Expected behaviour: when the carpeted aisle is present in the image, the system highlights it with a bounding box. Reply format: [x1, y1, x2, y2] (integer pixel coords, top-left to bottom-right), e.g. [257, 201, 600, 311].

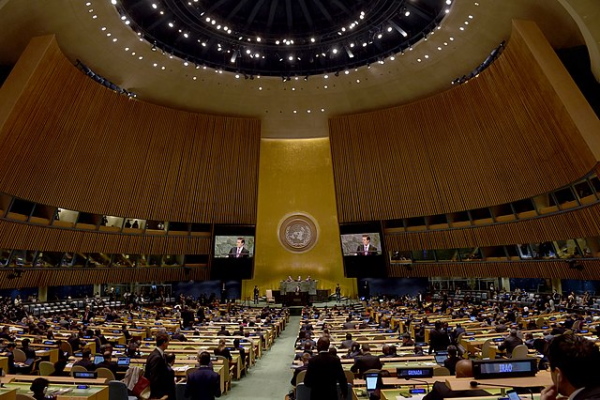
[230, 315, 300, 399]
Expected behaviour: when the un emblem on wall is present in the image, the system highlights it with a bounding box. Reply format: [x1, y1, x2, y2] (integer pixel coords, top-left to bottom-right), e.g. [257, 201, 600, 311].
[279, 214, 318, 253]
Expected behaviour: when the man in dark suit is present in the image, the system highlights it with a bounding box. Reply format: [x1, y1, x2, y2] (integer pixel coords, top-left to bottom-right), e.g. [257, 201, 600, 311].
[186, 351, 221, 400]
[428, 321, 451, 354]
[228, 238, 249, 258]
[350, 344, 382, 378]
[304, 337, 348, 400]
[81, 306, 94, 324]
[541, 334, 600, 400]
[144, 334, 171, 399]
[356, 235, 377, 256]
[497, 329, 523, 357]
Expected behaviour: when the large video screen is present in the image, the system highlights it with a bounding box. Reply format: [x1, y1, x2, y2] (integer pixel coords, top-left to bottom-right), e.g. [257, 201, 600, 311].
[340, 233, 382, 256]
[214, 236, 255, 258]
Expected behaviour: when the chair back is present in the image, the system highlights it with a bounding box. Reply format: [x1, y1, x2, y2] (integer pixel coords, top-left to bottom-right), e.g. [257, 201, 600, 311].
[295, 370, 307, 385]
[39, 360, 55, 376]
[344, 370, 354, 385]
[214, 355, 230, 388]
[108, 380, 129, 400]
[373, 335, 386, 340]
[510, 344, 529, 359]
[60, 341, 73, 355]
[12, 348, 27, 362]
[433, 366, 451, 376]
[96, 367, 116, 381]
[71, 365, 88, 375]
[481, 339, 494, 359]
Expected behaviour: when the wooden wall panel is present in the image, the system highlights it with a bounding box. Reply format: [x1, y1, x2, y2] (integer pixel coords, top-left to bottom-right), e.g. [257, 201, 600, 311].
[0, 36, 260, 224]
[329, 25, 597, 223]
[389, 260, 600, 280]
[0, 266, 209, 290]
[0, 220, 210, 254]
[384, 203, 600, 251]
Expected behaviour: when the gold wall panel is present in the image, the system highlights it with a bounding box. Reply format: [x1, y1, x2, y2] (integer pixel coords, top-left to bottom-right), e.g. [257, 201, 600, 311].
[244, 138, 356, 299]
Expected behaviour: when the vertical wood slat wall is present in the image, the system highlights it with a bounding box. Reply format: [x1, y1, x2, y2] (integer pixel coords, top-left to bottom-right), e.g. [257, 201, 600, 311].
[0, 266, 210, 290]
[0, 36, 261, 224]
[0, 220, 211, 254]
[388, 260, 600, 280]
[384, 202, 600, 251]
[329, 25, 597, 223]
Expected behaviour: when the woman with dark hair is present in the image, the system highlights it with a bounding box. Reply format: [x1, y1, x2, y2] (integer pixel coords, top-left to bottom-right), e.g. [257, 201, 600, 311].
[30, 377, 55, 400]
[214, 339, 232, 362]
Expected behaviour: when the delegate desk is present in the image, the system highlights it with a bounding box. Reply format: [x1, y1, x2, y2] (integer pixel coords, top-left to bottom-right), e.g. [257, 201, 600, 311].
[3, 382, 108, 400]
[7, 375, 109, 386]
[0, 388, 16, 400]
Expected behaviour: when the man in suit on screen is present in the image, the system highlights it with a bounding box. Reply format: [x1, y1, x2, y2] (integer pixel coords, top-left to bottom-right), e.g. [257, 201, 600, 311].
[228, 237, 249, 258]
[356, 235, 377, 256]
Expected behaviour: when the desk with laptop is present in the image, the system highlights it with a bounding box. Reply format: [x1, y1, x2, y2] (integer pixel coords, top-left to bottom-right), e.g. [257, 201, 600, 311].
[353, 358, 551, 400]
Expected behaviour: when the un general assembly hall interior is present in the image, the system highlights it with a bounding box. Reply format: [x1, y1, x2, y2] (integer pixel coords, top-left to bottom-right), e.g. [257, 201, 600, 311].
[0, 0, 599, 302]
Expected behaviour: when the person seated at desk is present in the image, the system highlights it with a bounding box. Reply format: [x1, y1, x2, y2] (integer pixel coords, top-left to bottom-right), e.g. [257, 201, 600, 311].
[443, 345, 460, 375]
[344, 343, 363, 359]
[498, 329, 523, 357]
[50, 359, 70, 376]
[412, 345, 425, 356]
[217, 325, 231, 336]
[0, 326, 15, 341]
[350, 344, 382, 378]
[20, 338, 37, 359]
[172, 327, 187, 342]
[214, 339, 232, 363]
[383, 344, 399, 358]
[30, 378, 56, 400]
[232, 338, 246, 367]
[341, 333, 357, 350]
[541, 334, 600, 400]
[96, 351, 119, 376]
[74, 349, 96, 371]
[291, 353, 311, 386]
[186, 352, 221, 400]
[400, 333, 415, 347]
[4, 342, 17, 374]
[232, 325, 244, 336]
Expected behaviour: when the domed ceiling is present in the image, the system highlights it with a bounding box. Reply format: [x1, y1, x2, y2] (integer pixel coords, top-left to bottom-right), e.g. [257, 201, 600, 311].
[117, 0, 447, 76]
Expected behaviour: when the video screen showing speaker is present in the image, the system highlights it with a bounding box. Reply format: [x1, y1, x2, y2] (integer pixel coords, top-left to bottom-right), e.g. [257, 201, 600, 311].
[211, 225, 255, 280]
[340, 223, 386, 278]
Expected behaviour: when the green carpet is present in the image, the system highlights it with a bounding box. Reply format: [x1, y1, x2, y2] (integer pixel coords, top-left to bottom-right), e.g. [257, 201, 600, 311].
[229, 316, 300, 399]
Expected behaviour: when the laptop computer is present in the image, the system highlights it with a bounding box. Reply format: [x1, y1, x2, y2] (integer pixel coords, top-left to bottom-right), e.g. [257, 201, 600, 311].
[365, 372, 379, 396]
[93, 355, 104, 365]
[434, 352, 448, 365]
[117, 357, 130, 367]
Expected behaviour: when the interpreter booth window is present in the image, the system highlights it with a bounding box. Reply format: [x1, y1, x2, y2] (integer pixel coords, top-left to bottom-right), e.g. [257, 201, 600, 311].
[86, 253, 112, 267]
[517, 244, 533, 259]
[590, 176, 600, 194]
[61, 252, 75, 267]
[31, 204, 55, 223]
[8, 198, 34, 218]
[102, 215, 124, 230]
[412, 249, 436, 262]
[163, 254, 183, 266]
[168, 221, 188, 233]
[124, 219, 145, 229]
[147, 254, 163, 266]
[36, 251, 64, 267]
[112, 253, 135, 267]
[553, 187, 576, 206]
[0, 249, 11, 266]
[574, 180, 594, 199]
[554, 239, 582, 259]
[9, 249, 36, 267]
[390, 251, 412, 262]
[128, 254, 144, 267]
[459, 247, 481, 261]
[436, 249, 459, 262]
[146, 220, 166, 231]
[505, 245, 520, 260]
[55, 208, 78, 223]
[576, 238, 593, 257]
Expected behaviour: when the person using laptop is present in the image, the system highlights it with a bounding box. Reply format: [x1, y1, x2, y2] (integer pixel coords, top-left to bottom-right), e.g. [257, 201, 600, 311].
[74, 349, 96, 371]
[443, 345, 460, 375]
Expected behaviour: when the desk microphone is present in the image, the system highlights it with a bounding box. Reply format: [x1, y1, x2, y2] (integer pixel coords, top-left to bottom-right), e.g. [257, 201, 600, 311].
[404, 377, 431, 393]
[469, 381, 520, 389]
